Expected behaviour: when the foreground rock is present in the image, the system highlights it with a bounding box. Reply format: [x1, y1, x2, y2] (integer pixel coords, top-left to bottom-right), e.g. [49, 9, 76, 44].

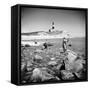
[31, 68, 60, 82]
[66, 49, 77, 63]
[61, 70, 75, 80]
[48, 61, 57, 66]
[65, 50, 84, 70]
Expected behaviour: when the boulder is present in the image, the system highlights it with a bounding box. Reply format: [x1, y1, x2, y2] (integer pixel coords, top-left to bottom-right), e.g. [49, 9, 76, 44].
[27, 61, 33, 67]
[59, 48, 63, 53]
[65, 59, 84, 73]
[34, 54, 43, 60]
[21, 62, 26, 71]
[48, 61, 57, 66]
[50, 57, 56, 60]
[71, 59, 84, 72]
[31, 68, 59, 82]
[35, 49, 43, 53]
[65, 50, 84, 72]
[61, 70, 75, 80]
[74, 71, 86, 79]
[67, 49, 77, 63]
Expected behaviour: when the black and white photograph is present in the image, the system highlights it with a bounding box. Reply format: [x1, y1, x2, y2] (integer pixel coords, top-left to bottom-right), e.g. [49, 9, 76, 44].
[0, 0, 90, 89]
[21, 6, 88, 84]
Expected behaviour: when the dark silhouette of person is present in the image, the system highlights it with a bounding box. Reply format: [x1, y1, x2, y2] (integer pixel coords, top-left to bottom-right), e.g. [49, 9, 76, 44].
[62, 37, 69, 52]
[43, 43, 48, 49]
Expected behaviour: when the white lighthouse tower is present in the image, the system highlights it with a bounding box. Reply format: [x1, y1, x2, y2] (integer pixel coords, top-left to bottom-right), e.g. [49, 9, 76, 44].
[49, 22, 55, 32]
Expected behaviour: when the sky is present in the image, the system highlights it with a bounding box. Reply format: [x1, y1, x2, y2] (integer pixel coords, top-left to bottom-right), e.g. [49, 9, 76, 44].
[21, 7, 86, 37]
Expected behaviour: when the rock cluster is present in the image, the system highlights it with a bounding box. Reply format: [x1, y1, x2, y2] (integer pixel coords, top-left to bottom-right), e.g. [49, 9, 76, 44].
[21, 46, 86, 83]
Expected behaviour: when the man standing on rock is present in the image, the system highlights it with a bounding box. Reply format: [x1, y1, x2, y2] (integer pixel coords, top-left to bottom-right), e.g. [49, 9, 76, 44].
[62, 37, 69, 52]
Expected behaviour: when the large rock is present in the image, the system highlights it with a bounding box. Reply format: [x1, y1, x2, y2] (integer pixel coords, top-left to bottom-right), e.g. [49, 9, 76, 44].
[74, 71, 86, 79]
[71, 59, 84, 72]
[34, 54, 43, 60]
[65, 61, 73, 71]
[48, 61, 57, 66]
[61, 70, 75, 80]
[67, 49, 77, 63]
[65, 50, 84, 73]
[50, 57, 56, 61]
[35, 49, 43, 53]
[31, 68, 59, 82]
[21, 62, 26, 71]
[65, 59, 84, 73]
[26, 61, 33, 71]
[56, 64, 62, 70]
[59, 48, 63, 53]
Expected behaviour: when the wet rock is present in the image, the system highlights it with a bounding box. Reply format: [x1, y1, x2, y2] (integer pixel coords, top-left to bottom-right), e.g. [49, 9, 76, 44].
[72, 59, 84, 72]
[50, 57, 56, 60]
[56, 64, 62, 70]
[27, 66, 33, 72]
[22, 80, 27, 84]
[27, 61, 33, 66]
[74, 70, 86, 79]
[31, 68, 51, 82]
[48, 61, 57, 66]
[67, 49, 77, 63]
[31, 68, 59, 82]
[34, 54, 43, 60]
[25, 44, 30, 47]
[65, 62, 73, 71]
[59, 48, 63, 53]
[65, 50, 84, 73]
[61, 70, 75, 80]
[65, 58, 84, 73]
[35, 49, 43, 53]
[21, 62, 26, 71]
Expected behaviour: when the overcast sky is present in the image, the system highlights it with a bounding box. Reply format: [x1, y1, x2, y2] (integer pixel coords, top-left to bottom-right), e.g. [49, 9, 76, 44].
[21, 7, 86, 37]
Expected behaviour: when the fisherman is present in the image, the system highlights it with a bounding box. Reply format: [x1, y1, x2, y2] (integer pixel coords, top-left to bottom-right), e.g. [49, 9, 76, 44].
[62, 37, 69, 52]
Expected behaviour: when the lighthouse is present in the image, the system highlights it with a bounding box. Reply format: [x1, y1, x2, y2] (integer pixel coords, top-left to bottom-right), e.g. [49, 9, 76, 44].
[52, 22, 55, 30]
[49, 22, 55, 32]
